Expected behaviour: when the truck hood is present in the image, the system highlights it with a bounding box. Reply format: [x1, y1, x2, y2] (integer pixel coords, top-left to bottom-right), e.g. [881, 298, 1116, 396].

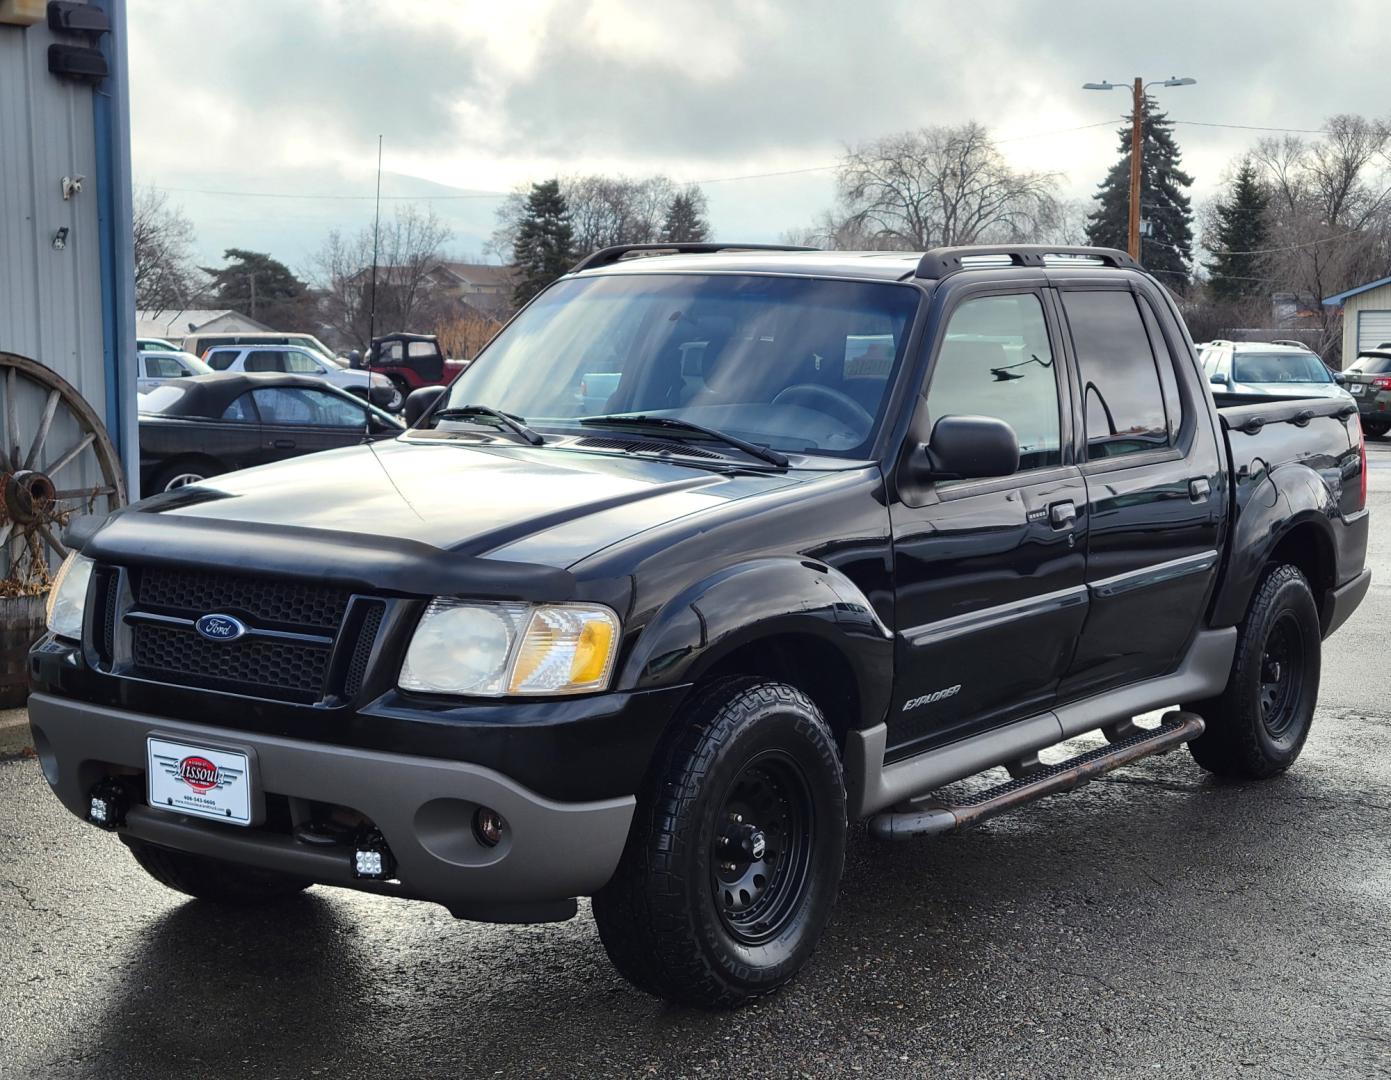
[124, 435, 808, 565]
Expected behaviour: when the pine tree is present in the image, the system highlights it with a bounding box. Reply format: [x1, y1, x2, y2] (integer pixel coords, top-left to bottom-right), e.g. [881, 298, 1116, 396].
[200, 248, 309, 328]
[1204, 158, 1270, 302]
[1085, 94, 1195, 287]
[512, 179, 575, 306]
[660, 187, 710, 243]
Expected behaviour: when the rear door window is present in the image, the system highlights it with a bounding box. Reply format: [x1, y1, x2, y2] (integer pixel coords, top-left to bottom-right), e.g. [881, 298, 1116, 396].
[253, 387, 365, 427]
[1061, 290, 1170, 459]
[245, 350, 287, 373]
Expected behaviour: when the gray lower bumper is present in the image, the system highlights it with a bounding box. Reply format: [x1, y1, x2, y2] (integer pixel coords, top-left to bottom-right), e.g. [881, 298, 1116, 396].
[27, 692, 635, 921]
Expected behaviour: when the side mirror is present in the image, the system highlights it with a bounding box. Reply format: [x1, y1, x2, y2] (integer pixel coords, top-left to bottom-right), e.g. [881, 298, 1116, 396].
[1209, 371, 1228, 384]
[404, 385, 445, 426]
[924, 415, 1019, 481]
[1333, 371, 1346, 385]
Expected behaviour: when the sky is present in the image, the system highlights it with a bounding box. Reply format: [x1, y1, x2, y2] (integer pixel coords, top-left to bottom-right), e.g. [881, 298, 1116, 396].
[127, 0, 1390, 276]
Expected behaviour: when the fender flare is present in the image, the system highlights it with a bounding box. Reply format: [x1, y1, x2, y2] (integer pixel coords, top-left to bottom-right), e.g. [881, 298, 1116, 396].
[616, 556, 894, 730]
[1210, 461, 1339, 629]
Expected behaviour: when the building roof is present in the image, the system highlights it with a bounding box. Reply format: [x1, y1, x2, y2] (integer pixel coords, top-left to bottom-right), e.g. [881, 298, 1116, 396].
[1322, 275, 1391, 307]
[433, 262, 516, 288]
[136, 309, 272, 337]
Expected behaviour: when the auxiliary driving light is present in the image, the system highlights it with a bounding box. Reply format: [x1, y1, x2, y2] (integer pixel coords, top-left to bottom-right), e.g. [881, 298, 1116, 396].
[87, 779, 128, 830]
[473, 807, 505, 847]
[352, 828, 396, 880]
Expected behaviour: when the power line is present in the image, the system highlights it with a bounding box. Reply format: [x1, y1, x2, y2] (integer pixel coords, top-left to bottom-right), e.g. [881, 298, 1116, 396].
[1173, 120, 1327, 135]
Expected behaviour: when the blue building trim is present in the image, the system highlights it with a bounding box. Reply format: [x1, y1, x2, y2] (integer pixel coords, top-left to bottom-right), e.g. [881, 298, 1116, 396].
[91, 0, 139, 496]
[1322, 274, 1391, 308]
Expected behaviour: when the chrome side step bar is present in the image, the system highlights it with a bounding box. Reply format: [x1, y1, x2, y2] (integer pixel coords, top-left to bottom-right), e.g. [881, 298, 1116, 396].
[867, 711, 1204, 840]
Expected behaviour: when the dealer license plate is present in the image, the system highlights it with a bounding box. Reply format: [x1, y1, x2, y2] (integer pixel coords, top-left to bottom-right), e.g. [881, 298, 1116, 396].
[147, 737, 252, 825]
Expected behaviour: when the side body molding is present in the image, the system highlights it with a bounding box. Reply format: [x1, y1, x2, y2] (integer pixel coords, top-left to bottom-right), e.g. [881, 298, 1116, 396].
[617, 557, 894, 731]
[845, 627, 1236, 819]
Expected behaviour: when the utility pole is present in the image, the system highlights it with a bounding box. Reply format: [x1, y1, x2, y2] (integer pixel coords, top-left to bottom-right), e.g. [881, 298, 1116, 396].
[1128, 77, 1143, 261]
[1082, 75, 1196, 264]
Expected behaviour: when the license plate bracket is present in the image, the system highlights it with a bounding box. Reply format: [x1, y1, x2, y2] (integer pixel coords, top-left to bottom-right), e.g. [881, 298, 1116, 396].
[146, 736, 260, 826]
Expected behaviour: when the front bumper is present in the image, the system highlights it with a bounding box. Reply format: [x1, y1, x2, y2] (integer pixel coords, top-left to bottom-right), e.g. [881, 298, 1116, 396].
[28, 691, 635, 922]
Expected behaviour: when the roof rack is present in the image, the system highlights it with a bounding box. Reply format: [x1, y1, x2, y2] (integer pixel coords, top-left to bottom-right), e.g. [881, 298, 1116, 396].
[914, 245, 1139, 280]
[1270, 339, 1312, 349]
[570, 242, 818, 274]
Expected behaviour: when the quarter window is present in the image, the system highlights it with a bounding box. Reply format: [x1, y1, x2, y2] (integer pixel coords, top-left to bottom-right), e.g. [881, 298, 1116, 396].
[1061, 291, 1169, 459]
[927, 293, 1062, 471]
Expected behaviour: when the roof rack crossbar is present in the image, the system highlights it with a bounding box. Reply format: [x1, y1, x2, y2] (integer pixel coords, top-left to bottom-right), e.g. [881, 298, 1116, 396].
[914, 245, 1139, 280]
[570, 242, 818, 274]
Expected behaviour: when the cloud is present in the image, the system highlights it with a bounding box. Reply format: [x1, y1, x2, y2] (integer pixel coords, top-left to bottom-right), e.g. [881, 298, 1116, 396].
[128, 0, 1391, 265]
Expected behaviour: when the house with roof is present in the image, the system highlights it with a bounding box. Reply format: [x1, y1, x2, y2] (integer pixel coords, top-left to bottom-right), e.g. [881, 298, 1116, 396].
[1322, 275, 1391, 362]
[135, 308, 271, 345]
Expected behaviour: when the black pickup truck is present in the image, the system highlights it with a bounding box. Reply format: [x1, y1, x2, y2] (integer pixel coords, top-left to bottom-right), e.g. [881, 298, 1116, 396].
[29, 244, 1369, 1008]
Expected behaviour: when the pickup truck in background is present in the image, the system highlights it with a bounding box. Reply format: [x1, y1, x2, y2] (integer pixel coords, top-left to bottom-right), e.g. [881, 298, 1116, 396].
[30, 244, 1369, 1009]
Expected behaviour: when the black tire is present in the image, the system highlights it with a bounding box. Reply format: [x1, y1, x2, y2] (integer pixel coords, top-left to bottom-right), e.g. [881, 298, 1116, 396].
[1363, 418, 1390, 439]
[1186, 564, 1321, 779]
[592, 678, 846, 1008]
[125, 839, 311, 906]
[151, 458, 223, 493]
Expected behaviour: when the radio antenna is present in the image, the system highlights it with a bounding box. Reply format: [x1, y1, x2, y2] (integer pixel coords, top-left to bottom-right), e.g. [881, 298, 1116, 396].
[365, 134, 383, 440]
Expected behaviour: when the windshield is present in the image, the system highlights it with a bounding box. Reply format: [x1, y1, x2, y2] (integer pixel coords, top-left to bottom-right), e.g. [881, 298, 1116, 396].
[1349, 353, 1391, 374]
[440, 274, 920, 458]
[1232, 351, 1333, 384]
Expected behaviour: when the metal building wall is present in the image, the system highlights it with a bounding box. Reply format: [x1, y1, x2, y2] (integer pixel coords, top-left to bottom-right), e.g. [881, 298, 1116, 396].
[0, 0, 136, 493]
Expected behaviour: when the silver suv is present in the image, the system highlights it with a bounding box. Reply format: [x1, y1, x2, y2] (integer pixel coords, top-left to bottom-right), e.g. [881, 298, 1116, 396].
[204, 345, 401, 411]
[1197, 340, 1351, 403]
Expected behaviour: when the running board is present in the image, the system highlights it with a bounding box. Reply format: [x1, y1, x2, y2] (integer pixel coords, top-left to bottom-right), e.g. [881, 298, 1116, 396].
[866, 711, 1204, 840]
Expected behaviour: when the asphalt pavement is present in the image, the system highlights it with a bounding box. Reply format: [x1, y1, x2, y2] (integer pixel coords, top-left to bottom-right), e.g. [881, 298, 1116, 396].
[3, 449, 1391, 1079]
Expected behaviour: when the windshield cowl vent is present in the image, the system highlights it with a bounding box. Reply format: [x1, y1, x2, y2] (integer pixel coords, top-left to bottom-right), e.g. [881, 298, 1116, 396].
[576, 436, 721, 460]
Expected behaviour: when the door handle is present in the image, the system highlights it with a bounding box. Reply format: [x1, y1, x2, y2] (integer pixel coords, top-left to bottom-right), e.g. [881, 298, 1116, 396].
[1189, 477, 1211, 501]
[271, 439, 295, 449]
[1049, 500, 1077, 529]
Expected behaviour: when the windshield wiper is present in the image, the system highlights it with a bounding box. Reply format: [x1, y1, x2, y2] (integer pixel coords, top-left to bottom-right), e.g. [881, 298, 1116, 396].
[579, 414, 789, 468]
[431, 405, 544, 446]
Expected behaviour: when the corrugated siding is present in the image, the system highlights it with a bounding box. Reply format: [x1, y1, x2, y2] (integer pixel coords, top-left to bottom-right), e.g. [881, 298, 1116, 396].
[1, 15, 115, 572]
[0, 20, 107, 415]
[1344, 283, 1391, 360]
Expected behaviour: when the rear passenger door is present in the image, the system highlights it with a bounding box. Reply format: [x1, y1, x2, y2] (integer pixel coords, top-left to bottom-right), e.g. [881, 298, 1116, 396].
[888, 287, 1089, 759]
[1055, 285, 1223, 700]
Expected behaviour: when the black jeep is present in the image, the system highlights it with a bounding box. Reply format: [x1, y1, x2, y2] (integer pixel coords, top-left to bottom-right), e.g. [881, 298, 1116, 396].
[30, 243, 1369, 1007]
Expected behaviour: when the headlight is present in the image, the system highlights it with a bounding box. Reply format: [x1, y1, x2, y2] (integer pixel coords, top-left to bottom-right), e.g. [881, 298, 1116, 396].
[45, 552, 94, 641]
[399, 600, 620, 697]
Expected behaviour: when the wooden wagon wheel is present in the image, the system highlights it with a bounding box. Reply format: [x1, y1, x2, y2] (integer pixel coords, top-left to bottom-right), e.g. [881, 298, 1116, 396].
[0, 352, 126, 595]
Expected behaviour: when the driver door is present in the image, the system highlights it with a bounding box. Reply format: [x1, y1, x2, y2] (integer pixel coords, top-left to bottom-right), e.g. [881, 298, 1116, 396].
[887, 288, 1088, 761]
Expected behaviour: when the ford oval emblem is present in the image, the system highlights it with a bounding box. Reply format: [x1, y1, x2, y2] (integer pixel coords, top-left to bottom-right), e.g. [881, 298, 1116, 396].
[195, 613, 247, 642]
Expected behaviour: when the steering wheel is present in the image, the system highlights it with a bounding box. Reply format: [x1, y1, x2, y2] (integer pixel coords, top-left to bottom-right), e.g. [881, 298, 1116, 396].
[771, 384, 875, 431]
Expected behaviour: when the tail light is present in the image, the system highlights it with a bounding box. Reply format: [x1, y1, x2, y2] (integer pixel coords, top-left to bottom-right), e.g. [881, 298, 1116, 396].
[1371, 376, 1391, 390]
[1359, 418, 1368, 510]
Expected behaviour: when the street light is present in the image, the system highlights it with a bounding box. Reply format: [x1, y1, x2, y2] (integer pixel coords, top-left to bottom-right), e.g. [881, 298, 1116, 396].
[1083, 75, 1197, 260]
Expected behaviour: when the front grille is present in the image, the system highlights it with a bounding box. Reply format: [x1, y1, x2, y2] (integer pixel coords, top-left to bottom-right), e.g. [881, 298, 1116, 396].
[342, 602, 385, 699]
[124, 566, 354, 702]
[132, 624, 330, 703]
[136, 567, 350, 632]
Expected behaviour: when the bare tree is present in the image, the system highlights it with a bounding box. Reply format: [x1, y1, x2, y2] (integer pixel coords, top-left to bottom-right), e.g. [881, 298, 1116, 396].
[132, 185, 201, 310]
[822, 123, 1059, 250]
[1250, 115, 1391, 360]
[312, 204, 453, 349]
[492, 174, 694, 262]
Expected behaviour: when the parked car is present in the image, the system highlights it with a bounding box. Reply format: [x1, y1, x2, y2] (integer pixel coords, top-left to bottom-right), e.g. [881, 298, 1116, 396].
[355, 331, 468, 400]
[136, 336, 180, 352]
[31, 243, 1369, 1009]
[1198, 340, 1352, 403]
[1339, 349, 1391, 437]
[183, 331, 339, 364]
[204, 344, 401, 411]
[136, 349, 213, 393]
[136, 371, 403, 492]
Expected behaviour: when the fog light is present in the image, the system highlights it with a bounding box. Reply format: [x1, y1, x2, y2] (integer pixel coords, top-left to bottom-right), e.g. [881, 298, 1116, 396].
[474, 807, 505, 847]
[352, 828, 395, 880]
[87, 779, 127, 831]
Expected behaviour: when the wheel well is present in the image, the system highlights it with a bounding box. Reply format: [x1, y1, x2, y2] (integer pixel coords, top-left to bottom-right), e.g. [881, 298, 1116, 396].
[1268, 523, 1335, 629]
[149, 454, 222, 488]
[700, 634, 860, 748]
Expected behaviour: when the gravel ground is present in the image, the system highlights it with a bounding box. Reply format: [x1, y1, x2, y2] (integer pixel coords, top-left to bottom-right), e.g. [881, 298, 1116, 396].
[3, 447, 1391, 1079]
